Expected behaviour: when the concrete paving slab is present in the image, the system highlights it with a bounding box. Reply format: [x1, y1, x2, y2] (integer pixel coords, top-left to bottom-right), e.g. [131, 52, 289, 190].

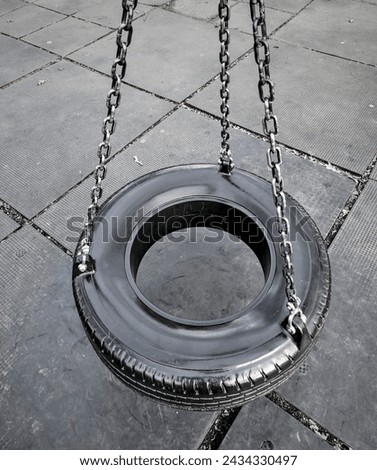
[277, 180, 377, 449]
[34, 107, 355, 252]
[0, 211, 19, 241]
[189, 40, 377, 175]
[0, 0, 26, 17]
[213, 3, 293, 35]
[0, 225, 216, 449]
[34, 0, 103, 15]
[0, 4, 64, 38]
[275, 0, 377, 66]
[70, 8, 251, 102]
[74, 1, 152, 28]
[24, 16, 110, 56]
[0, 60, 173, 218]
[220, 397, 331, 449]
[0, 225, 59, 385]
[164, 0, 237, 21]
[0, 34, 54, 88]
[264, 0, 312, 13]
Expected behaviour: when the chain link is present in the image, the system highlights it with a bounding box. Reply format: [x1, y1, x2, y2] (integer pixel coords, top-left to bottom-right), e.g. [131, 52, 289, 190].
[218, 0, 234, 175]
[78, 0, 138, 273]
[249, 0, 306, 334]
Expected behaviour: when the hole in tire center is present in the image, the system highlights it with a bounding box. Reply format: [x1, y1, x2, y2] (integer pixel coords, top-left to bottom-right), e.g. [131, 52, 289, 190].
[130, 199, 270, 323]
[136, 227, 265, 321]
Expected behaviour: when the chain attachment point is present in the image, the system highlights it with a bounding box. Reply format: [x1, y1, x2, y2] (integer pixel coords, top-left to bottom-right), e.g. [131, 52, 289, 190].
[287, 300, 307, 335]
[79, 0, 138, 271]
[250, 0, 307, 334]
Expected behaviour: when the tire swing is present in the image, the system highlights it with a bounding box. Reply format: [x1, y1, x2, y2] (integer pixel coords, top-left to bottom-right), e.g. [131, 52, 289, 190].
[73, 0, 331, 410]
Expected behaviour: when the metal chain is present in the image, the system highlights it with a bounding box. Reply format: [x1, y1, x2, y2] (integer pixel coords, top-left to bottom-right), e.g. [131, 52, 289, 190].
[78, 0, 138, 273]
[218, 0, 234, 175]
[249, 0, 306, 334]
[76, 0, 305, 334]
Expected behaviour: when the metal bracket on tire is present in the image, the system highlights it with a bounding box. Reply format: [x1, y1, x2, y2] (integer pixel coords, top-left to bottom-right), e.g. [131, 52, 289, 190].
[73, 254, 95, 278]
[282, 316, 312, 351]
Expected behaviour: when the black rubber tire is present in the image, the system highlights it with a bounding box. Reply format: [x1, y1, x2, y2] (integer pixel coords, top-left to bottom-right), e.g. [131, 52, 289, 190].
[73, 164, 331, 410]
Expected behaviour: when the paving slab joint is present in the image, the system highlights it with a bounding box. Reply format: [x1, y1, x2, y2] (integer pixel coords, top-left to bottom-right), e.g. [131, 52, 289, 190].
[325, 153, 377, 247]
[266, 0, 317, 35]
[197, 387, 353, 450]
[0, 2, 26, 18]
[0, 199, 27, 227]
[198, 407, 242, 450]
[29, 104, 180, 224]
[18, 12, 70, 40]
[29, 222, 73, 257]
[182, 45, 255, 104]
[68, 14, 115, 32]
[72, 5, 155, 30]
[180, 0, 315, 118]
[0, 39, 58, 91]
[64, 56, 179, 105]
[266, 391, 352, 449]
[273, 37, 377, 69]
[269, 144, 361, 181]
[0, 198, 72, 255]
[264, 0, 315, 15]
[183, 102, 361, 183]
[0, 200, 26, 245]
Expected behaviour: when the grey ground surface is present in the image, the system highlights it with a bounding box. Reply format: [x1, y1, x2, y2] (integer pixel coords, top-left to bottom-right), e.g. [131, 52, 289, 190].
[0, 0, 376, 450]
